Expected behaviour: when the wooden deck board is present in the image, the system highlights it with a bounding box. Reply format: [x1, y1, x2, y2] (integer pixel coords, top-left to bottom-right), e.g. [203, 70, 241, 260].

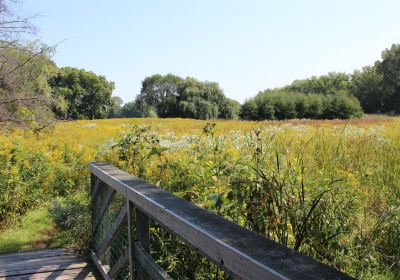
[0, 249, 103, 279]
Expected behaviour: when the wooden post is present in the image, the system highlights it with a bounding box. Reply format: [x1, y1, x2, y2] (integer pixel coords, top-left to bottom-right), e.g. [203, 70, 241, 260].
[136, 208, 150, 279]
[90, 174, 96, 251]
[127, 200, 135, 280]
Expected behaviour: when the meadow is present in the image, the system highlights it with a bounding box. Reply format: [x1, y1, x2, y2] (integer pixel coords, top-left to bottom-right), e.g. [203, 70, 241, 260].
[0, 117, 399, 279]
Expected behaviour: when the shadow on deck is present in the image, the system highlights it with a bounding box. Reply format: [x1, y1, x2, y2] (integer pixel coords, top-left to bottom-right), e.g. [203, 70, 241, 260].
[0, 249, 102, 279]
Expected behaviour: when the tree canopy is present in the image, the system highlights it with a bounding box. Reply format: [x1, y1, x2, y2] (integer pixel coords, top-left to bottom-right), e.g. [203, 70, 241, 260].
[48, 67, 115, 119]
[374, 44, 400, 113]
[283, 44, 400, 114]
[285, 72, 351, 95]
[135, 74, 240, 119]
[241, 90, 363, 120]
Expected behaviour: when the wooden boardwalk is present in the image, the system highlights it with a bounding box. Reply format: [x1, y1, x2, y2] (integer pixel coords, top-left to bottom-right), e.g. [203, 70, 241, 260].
[0, 249, 102, 279]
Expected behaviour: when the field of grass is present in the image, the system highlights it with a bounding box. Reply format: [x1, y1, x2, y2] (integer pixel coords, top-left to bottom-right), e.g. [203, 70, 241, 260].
[0, 116, 399, 279]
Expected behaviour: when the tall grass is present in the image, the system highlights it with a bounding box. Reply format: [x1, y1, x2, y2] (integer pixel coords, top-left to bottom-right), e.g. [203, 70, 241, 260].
[0, 116, 399, 278]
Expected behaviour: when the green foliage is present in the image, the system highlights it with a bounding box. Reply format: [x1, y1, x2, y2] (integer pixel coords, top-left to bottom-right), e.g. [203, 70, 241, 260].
[1, 118, 399, 279]
[287, 43, 400, 115]
[119, 101, 141, 118]
[109, 125, 163, 176]
[118, 101, 157, 118]
[48, 67, 115, 119]
[285, 72, 351, 95]
[49, 194, 91, 252]
[99, 123, 399, 279]
[240, 90, 363, 120]
[0, 136, 88, 225]
[350, 67, 384, 113]
[375, 44, 400, 113]
[108, 96, 124, 118]
[135, 74, 240, 119]
[0, 142, 49, 224]
[0, 41, 57, 129]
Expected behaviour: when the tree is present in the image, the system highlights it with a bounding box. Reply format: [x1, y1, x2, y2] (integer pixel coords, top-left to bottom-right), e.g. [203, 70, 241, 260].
[136, 74, 183, 117]
[375, 44, 400, 113]
[120, 101, 157, 118]
[120, 101, 141, 118]
[109, 96, 123, 118]
[241, 90, 362, 120]
[350, 67, 384, 113]
[136, 74, 239, 119]
[285, 72, 351, 95]
[0, 0, 57, 130]
[49, 67, 114, 119]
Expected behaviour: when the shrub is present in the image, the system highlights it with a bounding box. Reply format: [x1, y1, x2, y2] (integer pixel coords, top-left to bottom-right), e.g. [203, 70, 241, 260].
[49, 194, 91, 252]
[240, 90, 363, 120]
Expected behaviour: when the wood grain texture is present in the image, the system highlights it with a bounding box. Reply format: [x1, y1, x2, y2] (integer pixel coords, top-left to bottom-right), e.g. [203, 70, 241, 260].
[127, 200, 135, 280]
[91, 249, 111, 280]
[90, 162, 355, 280]
[96, 203, 127, 259]
[0, 249, 102, 279]
[134, 243, 172, 280]
[136, 208, 150, 279]
[92, 185, 116, 237]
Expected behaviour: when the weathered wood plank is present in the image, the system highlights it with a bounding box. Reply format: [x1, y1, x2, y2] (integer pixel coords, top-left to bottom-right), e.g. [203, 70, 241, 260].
[0, 249, 101, 280]
[0, 262, 92, 278]
[96, 202, 127, 258]
[134, 243, 172, 280]
[0, 249, 73, 262]
[91, 249, 112, 280]
[0, 255, 89, 271]
[127, 200, 135, 279]
[5, 267, 100, 280]
[136, 208, 150, 279]
[108, 246, 129, 279]
[90, 162, 355, 280]
[92, 185, 116, 237]
[91, 174, 101, 202]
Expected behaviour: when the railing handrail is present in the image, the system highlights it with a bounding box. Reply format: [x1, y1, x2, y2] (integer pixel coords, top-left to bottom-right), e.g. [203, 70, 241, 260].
[89, 162, 354, 280]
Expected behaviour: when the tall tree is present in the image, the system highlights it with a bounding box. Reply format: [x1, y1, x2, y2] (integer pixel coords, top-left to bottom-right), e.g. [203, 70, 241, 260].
[136, 74, 240, 119]
[49, 67, 114, 119]
[375, 44, 400, 113]
[350, 67, 384, 113]
[136, 74, 183, 117]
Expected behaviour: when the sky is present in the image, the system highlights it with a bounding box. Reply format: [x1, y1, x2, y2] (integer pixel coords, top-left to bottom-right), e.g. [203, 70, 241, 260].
[18, 0, 400, 103]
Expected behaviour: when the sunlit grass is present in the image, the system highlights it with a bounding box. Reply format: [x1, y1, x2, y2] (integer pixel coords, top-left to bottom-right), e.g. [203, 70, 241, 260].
[0, 207, 70, 254]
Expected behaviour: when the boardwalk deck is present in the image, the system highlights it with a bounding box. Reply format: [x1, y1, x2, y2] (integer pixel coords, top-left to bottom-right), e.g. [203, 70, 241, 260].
[0, 249, 102, 280]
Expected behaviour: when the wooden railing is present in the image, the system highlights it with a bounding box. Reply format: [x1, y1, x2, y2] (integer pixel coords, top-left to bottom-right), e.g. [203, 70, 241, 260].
[89, 162, 354, 280]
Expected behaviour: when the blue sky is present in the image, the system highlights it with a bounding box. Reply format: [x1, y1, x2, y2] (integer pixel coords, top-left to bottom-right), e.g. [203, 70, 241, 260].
[20, 0, 400, 103]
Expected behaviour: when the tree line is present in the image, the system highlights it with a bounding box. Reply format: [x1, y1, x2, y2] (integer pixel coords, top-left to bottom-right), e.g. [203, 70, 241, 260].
[241, 44, 400, 120]
[2, 0, 400, 127]
[111, 44, 400, 121]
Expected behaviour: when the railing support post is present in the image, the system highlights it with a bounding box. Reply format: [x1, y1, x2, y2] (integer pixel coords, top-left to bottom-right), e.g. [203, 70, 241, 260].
[90, 174, 96, 249]
[127, 199, 135, 280]
[136, 208, 150, 279]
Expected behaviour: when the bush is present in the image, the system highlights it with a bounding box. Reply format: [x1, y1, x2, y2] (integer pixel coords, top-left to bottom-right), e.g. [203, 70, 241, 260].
[240, 90, 363, 120]
[49, 194, 91, 252]
[0, 134, 89, 228]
